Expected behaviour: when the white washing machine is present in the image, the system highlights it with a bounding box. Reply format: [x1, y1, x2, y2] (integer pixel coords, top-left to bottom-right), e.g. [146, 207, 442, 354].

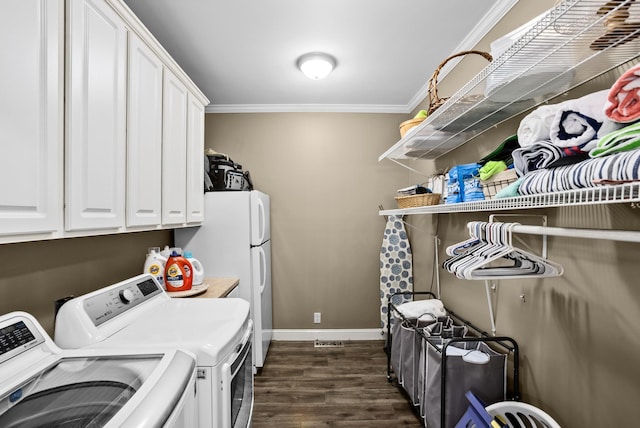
[0, 311, 197, 427]
[54, 274, 254, 428]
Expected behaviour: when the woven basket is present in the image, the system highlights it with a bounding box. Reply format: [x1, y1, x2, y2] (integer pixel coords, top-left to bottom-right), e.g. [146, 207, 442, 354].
[395, 193, 441, 209]
[427, 50, 493, 115]
[481, 169, 518, 199]
[399, 117, 426, 138]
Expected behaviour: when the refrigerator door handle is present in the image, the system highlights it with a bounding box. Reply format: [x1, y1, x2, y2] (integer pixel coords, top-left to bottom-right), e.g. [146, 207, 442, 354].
[258, 245, 266, 294]
[257, 197, 266, 244]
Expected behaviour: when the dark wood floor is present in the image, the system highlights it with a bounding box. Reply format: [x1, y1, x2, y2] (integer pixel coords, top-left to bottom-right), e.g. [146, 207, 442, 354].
[252, 340, 423, 427]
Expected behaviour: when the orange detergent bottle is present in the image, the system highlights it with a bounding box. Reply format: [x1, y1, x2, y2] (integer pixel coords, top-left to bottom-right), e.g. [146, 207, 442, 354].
[164, 250, 193, 292]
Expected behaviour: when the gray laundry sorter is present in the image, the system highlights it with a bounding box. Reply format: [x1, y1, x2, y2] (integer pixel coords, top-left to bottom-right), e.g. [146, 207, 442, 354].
[386, 291, 520, 428]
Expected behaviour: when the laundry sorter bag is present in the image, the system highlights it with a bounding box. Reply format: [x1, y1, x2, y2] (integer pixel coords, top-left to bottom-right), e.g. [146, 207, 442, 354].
[416, 318, 467, 420]
[398, 316, 438, 405]
[420, 340, 506, 428]
[390, 313, 439, 402]
[389, 299, 446, 391]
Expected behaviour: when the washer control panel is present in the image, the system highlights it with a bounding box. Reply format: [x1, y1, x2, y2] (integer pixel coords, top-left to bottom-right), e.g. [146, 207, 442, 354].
[83, 276, 162, 327]
[0, 315, 45, 365]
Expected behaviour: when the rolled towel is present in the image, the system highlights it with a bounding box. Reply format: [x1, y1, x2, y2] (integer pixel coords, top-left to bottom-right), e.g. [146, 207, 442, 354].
[512, 141, 564, 176]
[590, 121, 640, 157]
[550, 90, 608, 147]
[517, 104, 560, 147]
[605, 63, 640, 123]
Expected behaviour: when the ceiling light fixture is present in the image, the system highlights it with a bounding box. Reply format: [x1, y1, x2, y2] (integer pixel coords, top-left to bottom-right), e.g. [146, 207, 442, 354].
[297, 52, 336, 80]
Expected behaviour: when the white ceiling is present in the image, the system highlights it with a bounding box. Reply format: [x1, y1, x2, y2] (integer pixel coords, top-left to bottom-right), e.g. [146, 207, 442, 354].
[122, 0, 516, 113]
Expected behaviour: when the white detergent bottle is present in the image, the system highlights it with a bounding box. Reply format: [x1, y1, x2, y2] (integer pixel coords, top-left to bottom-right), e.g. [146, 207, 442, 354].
[144, 247, 168, 289]
[160, 245, 172, 259]
[184, 251, 205, 286]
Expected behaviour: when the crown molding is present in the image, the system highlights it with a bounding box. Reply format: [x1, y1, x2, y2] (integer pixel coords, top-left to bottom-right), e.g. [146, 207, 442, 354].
[205, 103, 409, 114]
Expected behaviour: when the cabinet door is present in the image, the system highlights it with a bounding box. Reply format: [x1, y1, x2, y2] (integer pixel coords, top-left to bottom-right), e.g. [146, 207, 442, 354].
[127, 33, 163, 227]
[66, 0, 127, 231]
[186, 93, 205, 223]
[162, 69, 188, 225]
[0, 0, 62, 236]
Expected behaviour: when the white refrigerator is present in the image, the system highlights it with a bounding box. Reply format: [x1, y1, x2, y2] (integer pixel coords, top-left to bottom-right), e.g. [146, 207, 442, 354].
[174, 190, 272, 368]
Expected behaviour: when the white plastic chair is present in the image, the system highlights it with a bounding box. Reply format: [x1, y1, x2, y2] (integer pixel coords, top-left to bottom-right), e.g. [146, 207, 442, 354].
[486, 401, 561, 428]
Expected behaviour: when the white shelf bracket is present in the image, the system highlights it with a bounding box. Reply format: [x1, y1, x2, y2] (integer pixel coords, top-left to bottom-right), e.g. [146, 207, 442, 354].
[483, 214, 548, 334]
[388, 158, 428, 176]
[484, 280, 497, 336]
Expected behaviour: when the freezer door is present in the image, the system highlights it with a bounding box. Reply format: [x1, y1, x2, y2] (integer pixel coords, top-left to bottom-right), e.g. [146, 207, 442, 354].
[250, 191, 270, 245]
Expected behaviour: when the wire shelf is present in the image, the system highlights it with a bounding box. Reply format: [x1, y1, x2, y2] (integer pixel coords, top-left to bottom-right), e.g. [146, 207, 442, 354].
[380, 0, 640, 162]
[379, 182, 640, 216]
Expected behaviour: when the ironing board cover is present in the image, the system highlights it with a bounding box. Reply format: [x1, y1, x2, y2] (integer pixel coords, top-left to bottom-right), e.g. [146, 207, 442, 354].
[380, 215, 413, 331]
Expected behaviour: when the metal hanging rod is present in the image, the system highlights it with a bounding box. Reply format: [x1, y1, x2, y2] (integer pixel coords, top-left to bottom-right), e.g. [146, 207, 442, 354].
[512, 224, 640, 243]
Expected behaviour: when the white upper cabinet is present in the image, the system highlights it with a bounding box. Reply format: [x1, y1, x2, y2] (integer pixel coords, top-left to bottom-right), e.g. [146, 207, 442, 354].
[162, 69, 189, 225]
[186, 93, 205, 223]
[0, 0, 63, 236]
[126, 33, 164, 228]
[65, 0, 127, 231]
[0, 0, 208, 243]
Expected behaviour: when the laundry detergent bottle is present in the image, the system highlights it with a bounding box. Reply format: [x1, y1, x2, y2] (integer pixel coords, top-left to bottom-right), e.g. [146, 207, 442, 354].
[164, 250, 193, 292]
[160, 245, 172, 259]
[144, 247, 167, 289]
[184, 251, 204, 286]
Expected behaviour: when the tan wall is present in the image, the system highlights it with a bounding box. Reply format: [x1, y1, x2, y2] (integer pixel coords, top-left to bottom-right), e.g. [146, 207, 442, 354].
[205, 112, 409, 329]
[0, 230, 173, 336]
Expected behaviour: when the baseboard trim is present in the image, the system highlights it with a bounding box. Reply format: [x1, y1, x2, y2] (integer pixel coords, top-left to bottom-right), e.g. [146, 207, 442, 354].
[272, 329, 385, 341]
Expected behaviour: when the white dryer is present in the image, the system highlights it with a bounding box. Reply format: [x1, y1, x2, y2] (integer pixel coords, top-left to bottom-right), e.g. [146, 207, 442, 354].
[54, 274, 254, 428]
[0, 311, 197, 427]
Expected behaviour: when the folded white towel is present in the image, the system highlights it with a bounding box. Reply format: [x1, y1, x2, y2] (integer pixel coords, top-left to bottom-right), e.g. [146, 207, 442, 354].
[395, 299, 446, 320]
[517, 104, 560, 147]
[549, 90, 608, 148]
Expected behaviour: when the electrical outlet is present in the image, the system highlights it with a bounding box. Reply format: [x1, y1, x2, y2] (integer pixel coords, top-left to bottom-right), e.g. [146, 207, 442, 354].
[313, 312, 321, 324]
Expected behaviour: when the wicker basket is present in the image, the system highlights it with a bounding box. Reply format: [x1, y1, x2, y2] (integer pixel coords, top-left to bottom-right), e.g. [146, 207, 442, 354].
[427, 50, 493, 115]
[481, 169, 518, 199]
[399, 117, 426, 138]
[395, 193, 441, 209]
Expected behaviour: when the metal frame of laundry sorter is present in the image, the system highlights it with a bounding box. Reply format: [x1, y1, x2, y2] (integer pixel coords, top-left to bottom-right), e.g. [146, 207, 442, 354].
[385, 291, 520, 428]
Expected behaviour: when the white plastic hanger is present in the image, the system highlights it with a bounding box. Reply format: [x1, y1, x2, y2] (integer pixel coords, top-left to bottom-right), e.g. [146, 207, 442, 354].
[444, 222, 497, 273]
[443, 222, 564, 280]
[445, 221, 483, 256]
[454, 222, 516, 279]
[461, 222, 564, 280]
